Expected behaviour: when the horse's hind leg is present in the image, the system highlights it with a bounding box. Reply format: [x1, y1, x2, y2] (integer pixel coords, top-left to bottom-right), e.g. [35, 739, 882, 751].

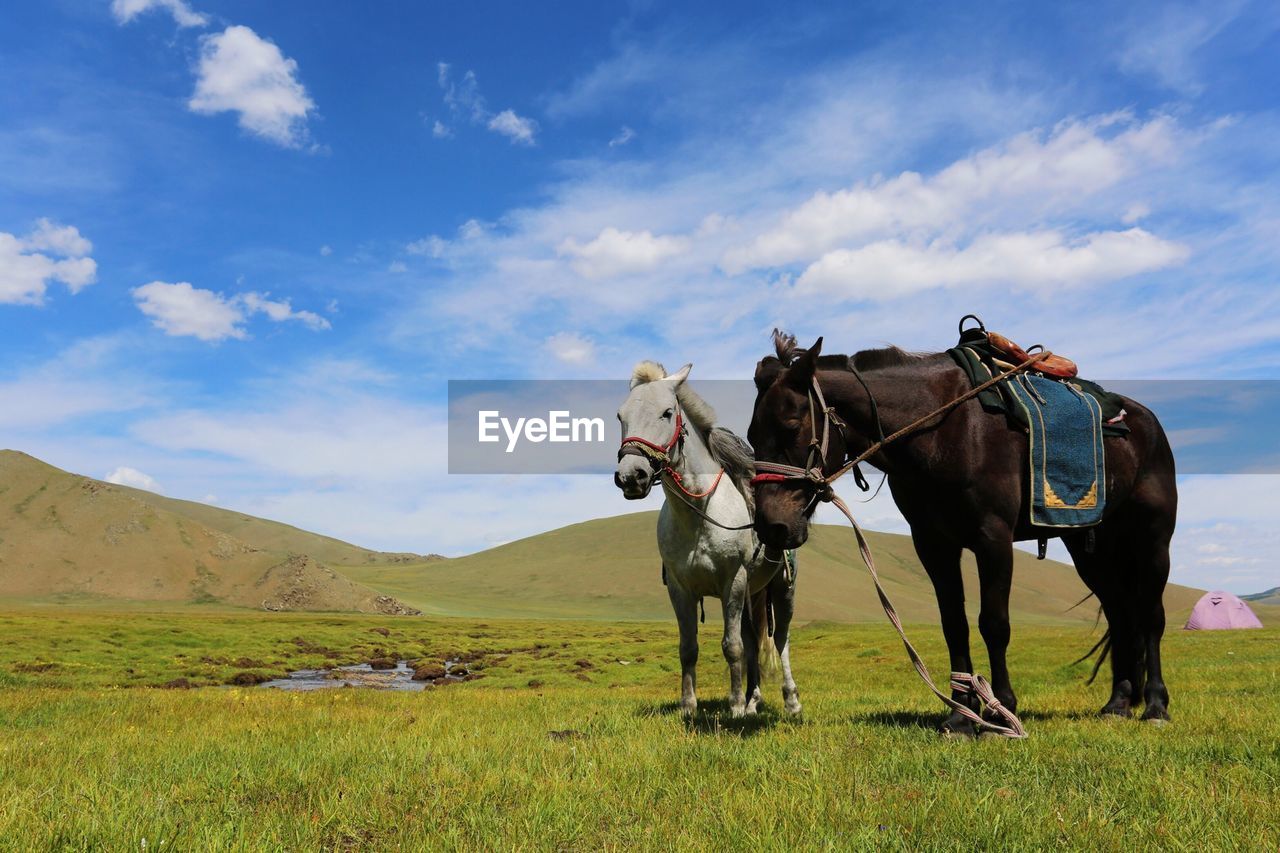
[1121, 500, 1174, 721]
[720, 566, 751, 718]
[769, 564, 802, 716]
[667, 579, 699, 718]
[741, 589, 762, 715]
[1067, 531, 1140, 718]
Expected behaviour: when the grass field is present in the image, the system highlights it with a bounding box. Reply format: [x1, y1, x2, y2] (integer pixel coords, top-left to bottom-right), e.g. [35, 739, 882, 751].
[1, 607, 1276, 849]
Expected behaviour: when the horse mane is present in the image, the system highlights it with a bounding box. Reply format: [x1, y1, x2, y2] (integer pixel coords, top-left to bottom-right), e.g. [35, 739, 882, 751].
[629, 360, 755, 514]
[771, 329, 931, 372]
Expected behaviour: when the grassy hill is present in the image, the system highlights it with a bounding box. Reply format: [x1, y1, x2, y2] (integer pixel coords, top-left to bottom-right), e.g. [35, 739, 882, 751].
[340, 510, 1207, 624]
[0, 450, 417, 614]
[1243, 586, 1280, 607]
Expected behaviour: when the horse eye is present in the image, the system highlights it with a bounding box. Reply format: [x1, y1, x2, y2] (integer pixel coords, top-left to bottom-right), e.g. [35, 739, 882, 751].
[662, 408, 674, 419]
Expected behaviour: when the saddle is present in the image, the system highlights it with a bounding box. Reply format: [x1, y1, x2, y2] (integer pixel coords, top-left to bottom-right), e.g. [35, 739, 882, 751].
[949, 314, 1129, 436]
[957, 316, 1078, 379]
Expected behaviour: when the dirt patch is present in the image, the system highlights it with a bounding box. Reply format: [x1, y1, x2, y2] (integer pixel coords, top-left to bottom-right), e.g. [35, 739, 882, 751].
[232, 657, 267, 669]
[228, 671, 270, 686]
[162, 677, 193, 689]
[574, 659, 594, 670]
[413, 663, 446, 681]
[367, 657, 397, 670]
[368, 627, 391, 637]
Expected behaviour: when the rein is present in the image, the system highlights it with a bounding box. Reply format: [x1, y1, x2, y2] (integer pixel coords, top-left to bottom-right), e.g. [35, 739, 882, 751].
[619, 407, 754, 531]
[750, 350, 1052, 738]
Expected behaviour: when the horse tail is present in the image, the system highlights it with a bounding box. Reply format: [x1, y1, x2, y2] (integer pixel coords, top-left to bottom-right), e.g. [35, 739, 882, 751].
[1068, 596, 1111, 685]
[1073, 627, 1111, 686]
[752, 589, 781, 676]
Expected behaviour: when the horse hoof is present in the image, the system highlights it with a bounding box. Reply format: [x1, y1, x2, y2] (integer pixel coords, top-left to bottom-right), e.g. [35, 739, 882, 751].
[1141, 706, 1171, 724]
[730, 705, 747, 719]
[1099, 705, 1133, 720]
[785, 700, 803, 717]
[680, 702, 697, 719]
[939, 718, 977, 739]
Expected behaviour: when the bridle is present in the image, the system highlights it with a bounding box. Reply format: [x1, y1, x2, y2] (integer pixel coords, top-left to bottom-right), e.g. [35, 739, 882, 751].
[618, 406, 725, 502]
[745, 349, 1054, 739]
[749, 374, 850, 512]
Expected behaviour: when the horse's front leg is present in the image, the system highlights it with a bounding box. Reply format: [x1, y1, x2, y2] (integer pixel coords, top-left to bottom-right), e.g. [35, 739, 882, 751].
[769, 557, 802, 716]
[666, 576, 699, 717]
[720, 566, 750, 718]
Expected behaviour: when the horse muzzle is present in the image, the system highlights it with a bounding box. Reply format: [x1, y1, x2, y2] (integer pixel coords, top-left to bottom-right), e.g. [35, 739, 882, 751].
[614, 458, 655, 500]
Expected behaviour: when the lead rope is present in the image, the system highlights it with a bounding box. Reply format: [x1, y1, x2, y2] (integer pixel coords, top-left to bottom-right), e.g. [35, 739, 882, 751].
[753, 350, 1052, 738]
[829, 493, 1026, 738]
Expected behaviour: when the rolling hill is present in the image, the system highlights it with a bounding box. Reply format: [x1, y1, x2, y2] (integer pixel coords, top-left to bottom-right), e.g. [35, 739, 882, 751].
[1243, 587, 1280, 607]
[339, 511, 1209, 624]
[0, 450, 419, 613]
[0, 449, 1241, 625]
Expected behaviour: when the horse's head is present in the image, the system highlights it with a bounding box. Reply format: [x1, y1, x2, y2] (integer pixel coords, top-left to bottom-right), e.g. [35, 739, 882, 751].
[748, 334, 846, 548]
[615, 362, 691, 500]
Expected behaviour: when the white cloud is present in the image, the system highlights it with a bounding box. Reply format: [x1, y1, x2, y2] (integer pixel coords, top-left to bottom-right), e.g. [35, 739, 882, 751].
[387, 261, 408, 274]
[0, 219, 97, 305]
[723, 114, 1180, 273]
[437, 62, 538, 146]
[133, 281, 246, 341]
[110, 0, 208, 28]
[406, 235, 448, 258]
[545, 332, 596, 366]
[188, 25, 316, 148]
[794, 228, 1189, 300]
[609, 126, 636, 147]
[105, 466, 164, 494]
[319, 244, 332, 256]
[558, 227, 692, 280]
[487, 109, 538, 146]
[132, 281, 330, 341]
[237, 291, 331, 330]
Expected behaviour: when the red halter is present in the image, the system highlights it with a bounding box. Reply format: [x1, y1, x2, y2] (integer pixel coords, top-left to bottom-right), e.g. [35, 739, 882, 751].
[619, 408, 726, 500]
[619, 408, 684, 460]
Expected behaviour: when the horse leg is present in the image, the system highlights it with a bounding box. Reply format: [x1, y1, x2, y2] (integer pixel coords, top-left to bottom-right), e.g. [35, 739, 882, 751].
[1066, 533, 1139, 718]
[973, 536, 1017, 716]
[1120, 508, 1174, 722]
[914, 533, 979, 735]
[666, 579, 699, 717]
[720, 566, 750, 718]
[741, 587, 762, 716]
[743, 589, 768, 715]
[769, 564, 802, 716]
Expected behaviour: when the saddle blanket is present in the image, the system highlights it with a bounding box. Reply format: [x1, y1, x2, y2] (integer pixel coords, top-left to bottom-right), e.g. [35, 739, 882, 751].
[1005, 373, 1106, 528]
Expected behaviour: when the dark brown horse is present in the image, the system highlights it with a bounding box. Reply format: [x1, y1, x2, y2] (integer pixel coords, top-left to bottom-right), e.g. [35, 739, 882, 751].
[748, 332, 1177, 733]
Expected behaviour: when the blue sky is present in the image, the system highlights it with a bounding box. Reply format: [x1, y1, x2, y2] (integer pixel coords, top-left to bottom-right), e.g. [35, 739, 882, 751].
[2, 0, 1278, 592]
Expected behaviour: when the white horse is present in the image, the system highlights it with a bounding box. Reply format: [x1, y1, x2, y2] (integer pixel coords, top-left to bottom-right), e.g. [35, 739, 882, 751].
[615, 361, 801, 718]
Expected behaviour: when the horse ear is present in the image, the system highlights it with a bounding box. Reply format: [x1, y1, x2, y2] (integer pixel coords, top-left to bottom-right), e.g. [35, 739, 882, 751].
[786, 342, 820, 387]
[667, 363, 692, 386]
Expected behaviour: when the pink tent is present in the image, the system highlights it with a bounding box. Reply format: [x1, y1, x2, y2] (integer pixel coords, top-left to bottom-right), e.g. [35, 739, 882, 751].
[1184, 591, 1264, 630]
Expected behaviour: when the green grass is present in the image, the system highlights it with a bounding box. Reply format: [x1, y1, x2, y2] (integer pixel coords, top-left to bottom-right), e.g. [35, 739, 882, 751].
[0, 608, 1276, 849]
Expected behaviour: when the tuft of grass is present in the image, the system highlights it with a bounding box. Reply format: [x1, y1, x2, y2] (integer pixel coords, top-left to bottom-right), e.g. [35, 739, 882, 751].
[0, 607, 1275, 849]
